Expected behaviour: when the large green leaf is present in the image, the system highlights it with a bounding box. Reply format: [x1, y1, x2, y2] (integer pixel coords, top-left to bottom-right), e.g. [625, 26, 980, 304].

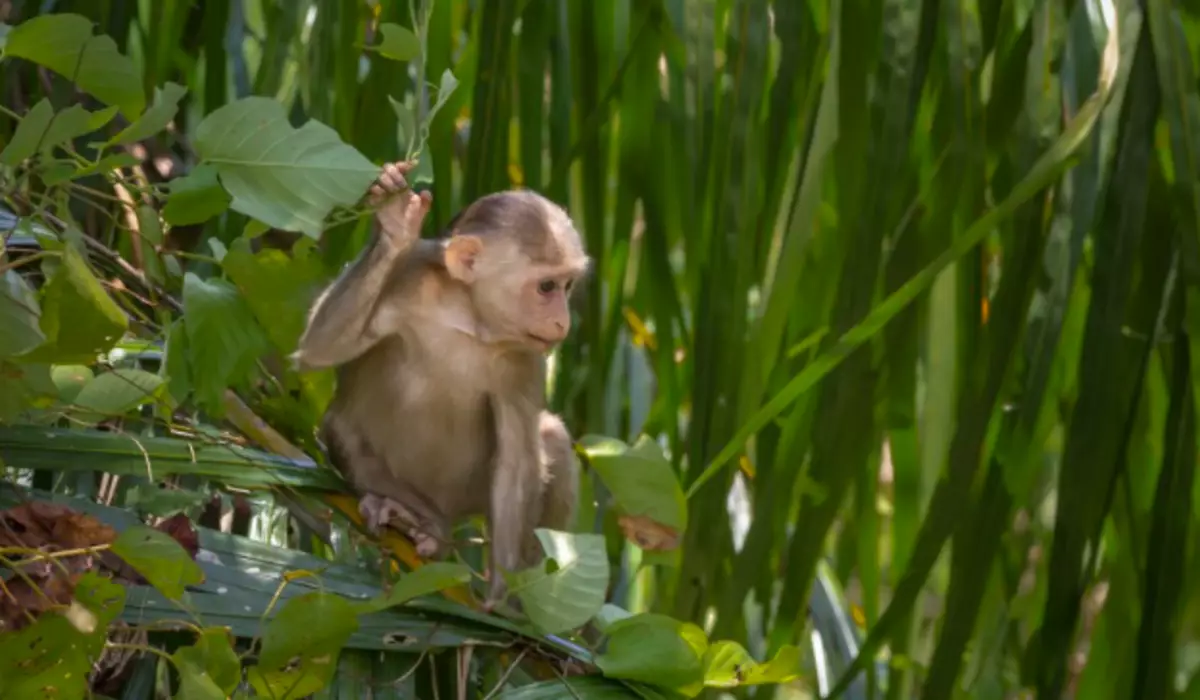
[70, 368, 163, 421]
[111, 525, 205, 600]
[193, 97, 380, 237]
[512, 530, 609, 634]
[181, 272, 270, 411]
[4, 13, 145, 117]
[580, 434, 688, 535]
[595, 613, 707, 696]
[247, 591, 360, 699]
[21, 243, 128, 364]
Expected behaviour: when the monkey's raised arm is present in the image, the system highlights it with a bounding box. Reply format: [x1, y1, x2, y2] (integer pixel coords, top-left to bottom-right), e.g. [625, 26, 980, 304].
[292, 163, 432, 371]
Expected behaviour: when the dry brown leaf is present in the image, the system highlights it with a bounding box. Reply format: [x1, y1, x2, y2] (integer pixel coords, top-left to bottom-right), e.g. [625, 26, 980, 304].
[617, 514, 681, 551]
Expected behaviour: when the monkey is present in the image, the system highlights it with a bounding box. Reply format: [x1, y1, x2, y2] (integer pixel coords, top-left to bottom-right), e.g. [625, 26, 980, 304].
[292, 161, 588, 607]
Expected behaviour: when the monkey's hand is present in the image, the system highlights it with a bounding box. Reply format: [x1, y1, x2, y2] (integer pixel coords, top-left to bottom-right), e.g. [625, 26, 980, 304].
[369, 161, 433, 252]
[358, 492, 442, 558]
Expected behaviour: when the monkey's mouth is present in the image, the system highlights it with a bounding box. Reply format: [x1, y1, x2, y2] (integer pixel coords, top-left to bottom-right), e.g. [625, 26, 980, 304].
[526, 334, 559, 351]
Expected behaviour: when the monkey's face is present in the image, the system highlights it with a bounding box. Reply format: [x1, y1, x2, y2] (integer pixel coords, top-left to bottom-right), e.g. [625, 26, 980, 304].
[473, 258, 577, 353]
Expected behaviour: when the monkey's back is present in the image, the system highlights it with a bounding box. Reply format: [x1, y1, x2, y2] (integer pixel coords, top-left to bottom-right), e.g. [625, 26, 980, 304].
[323, 325, 498, 520]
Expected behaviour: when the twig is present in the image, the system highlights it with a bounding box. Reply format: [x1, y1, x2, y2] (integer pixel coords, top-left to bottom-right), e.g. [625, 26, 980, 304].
[480, 648, 528, 700]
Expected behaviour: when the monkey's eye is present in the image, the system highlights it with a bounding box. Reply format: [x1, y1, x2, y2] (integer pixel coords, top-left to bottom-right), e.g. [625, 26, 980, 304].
[538, 279, 558, 294]
[564, 279, 574, 292]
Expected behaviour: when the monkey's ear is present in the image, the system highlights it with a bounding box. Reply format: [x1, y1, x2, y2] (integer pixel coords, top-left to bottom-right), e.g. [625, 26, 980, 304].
[444, 235, 483, 282]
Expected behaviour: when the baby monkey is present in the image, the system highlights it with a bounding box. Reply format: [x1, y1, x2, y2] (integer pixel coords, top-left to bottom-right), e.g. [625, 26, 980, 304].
[293, 162, 587, 606]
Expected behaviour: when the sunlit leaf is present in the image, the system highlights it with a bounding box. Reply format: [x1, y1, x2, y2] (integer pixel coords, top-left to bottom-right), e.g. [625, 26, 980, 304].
[581, 435, 687, 547]
[111, 525, 204, 600]
[702, 641, 803, 687]
[5, 13, 145, 116]
[247, 591, 359, 699]
[372, 23, 420, 61]
[194, 96, 380, 237]
[71, 368, 164, 421]
[512, 530, 609, 634]
[354, 562, 472, 614]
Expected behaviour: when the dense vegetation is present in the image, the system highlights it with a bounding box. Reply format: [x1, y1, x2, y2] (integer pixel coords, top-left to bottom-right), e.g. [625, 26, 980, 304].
[0, 0, 1198, 698]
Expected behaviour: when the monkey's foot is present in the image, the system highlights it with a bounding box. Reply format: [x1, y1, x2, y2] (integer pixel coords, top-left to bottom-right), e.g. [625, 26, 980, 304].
[358, 493, 441, 557]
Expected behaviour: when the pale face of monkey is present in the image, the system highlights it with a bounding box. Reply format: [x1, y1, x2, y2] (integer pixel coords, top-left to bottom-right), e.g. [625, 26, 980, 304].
[454, 236, 584, 353]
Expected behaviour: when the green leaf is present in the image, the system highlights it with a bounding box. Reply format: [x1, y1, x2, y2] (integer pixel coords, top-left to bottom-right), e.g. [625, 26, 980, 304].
[247, 591, 359, 700]
[0, 100, 114, 165]
[0, 98, 51, 165]
[163, 165, 233, 226]
[111, 525, 204, 600]
[70, 368, 164, 421]
[373, 22, 420, 61]
[581, 434, 688, 536]
[173, 628, 241, 698]
[21, 243, 128, 364]
[5, 13, 145, 117]
[194, 96, 380, 237]
[512, 530, 609, 634]
[106, 81, 188, 146]
[51, 364, 93, 403]
[221, 238, 326, 354]
[0, 362, 58, 421]
[701, 642, 803, 687]
[354, 562, 472, 614]
[162, 318, 192, 405]
[0, 269, 45, 357]
[38, 103, 118, 153]
[0, 571, 125, 698]
[182, 272, 270, 411]
[595, 613, 707, 695]
[389, 95, 416, 152]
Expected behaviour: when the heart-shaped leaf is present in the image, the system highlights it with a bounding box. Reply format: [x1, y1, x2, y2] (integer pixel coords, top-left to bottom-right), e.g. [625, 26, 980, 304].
[247, 591, 359, 699]
[580, 435, 687, 549]
[512, 530, 609, 634]
[595, 613, 707, 696]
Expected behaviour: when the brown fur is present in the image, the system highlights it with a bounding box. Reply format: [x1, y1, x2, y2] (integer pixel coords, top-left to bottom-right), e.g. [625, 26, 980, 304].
[293, 162, 588, 606]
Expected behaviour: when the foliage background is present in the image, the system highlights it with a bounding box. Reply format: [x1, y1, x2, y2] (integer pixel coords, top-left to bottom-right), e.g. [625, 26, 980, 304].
[1, 0, 1199, 698]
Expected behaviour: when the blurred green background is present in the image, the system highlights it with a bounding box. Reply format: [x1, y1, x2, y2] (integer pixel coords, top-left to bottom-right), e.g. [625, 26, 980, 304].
[2, 0, 1200, 698]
